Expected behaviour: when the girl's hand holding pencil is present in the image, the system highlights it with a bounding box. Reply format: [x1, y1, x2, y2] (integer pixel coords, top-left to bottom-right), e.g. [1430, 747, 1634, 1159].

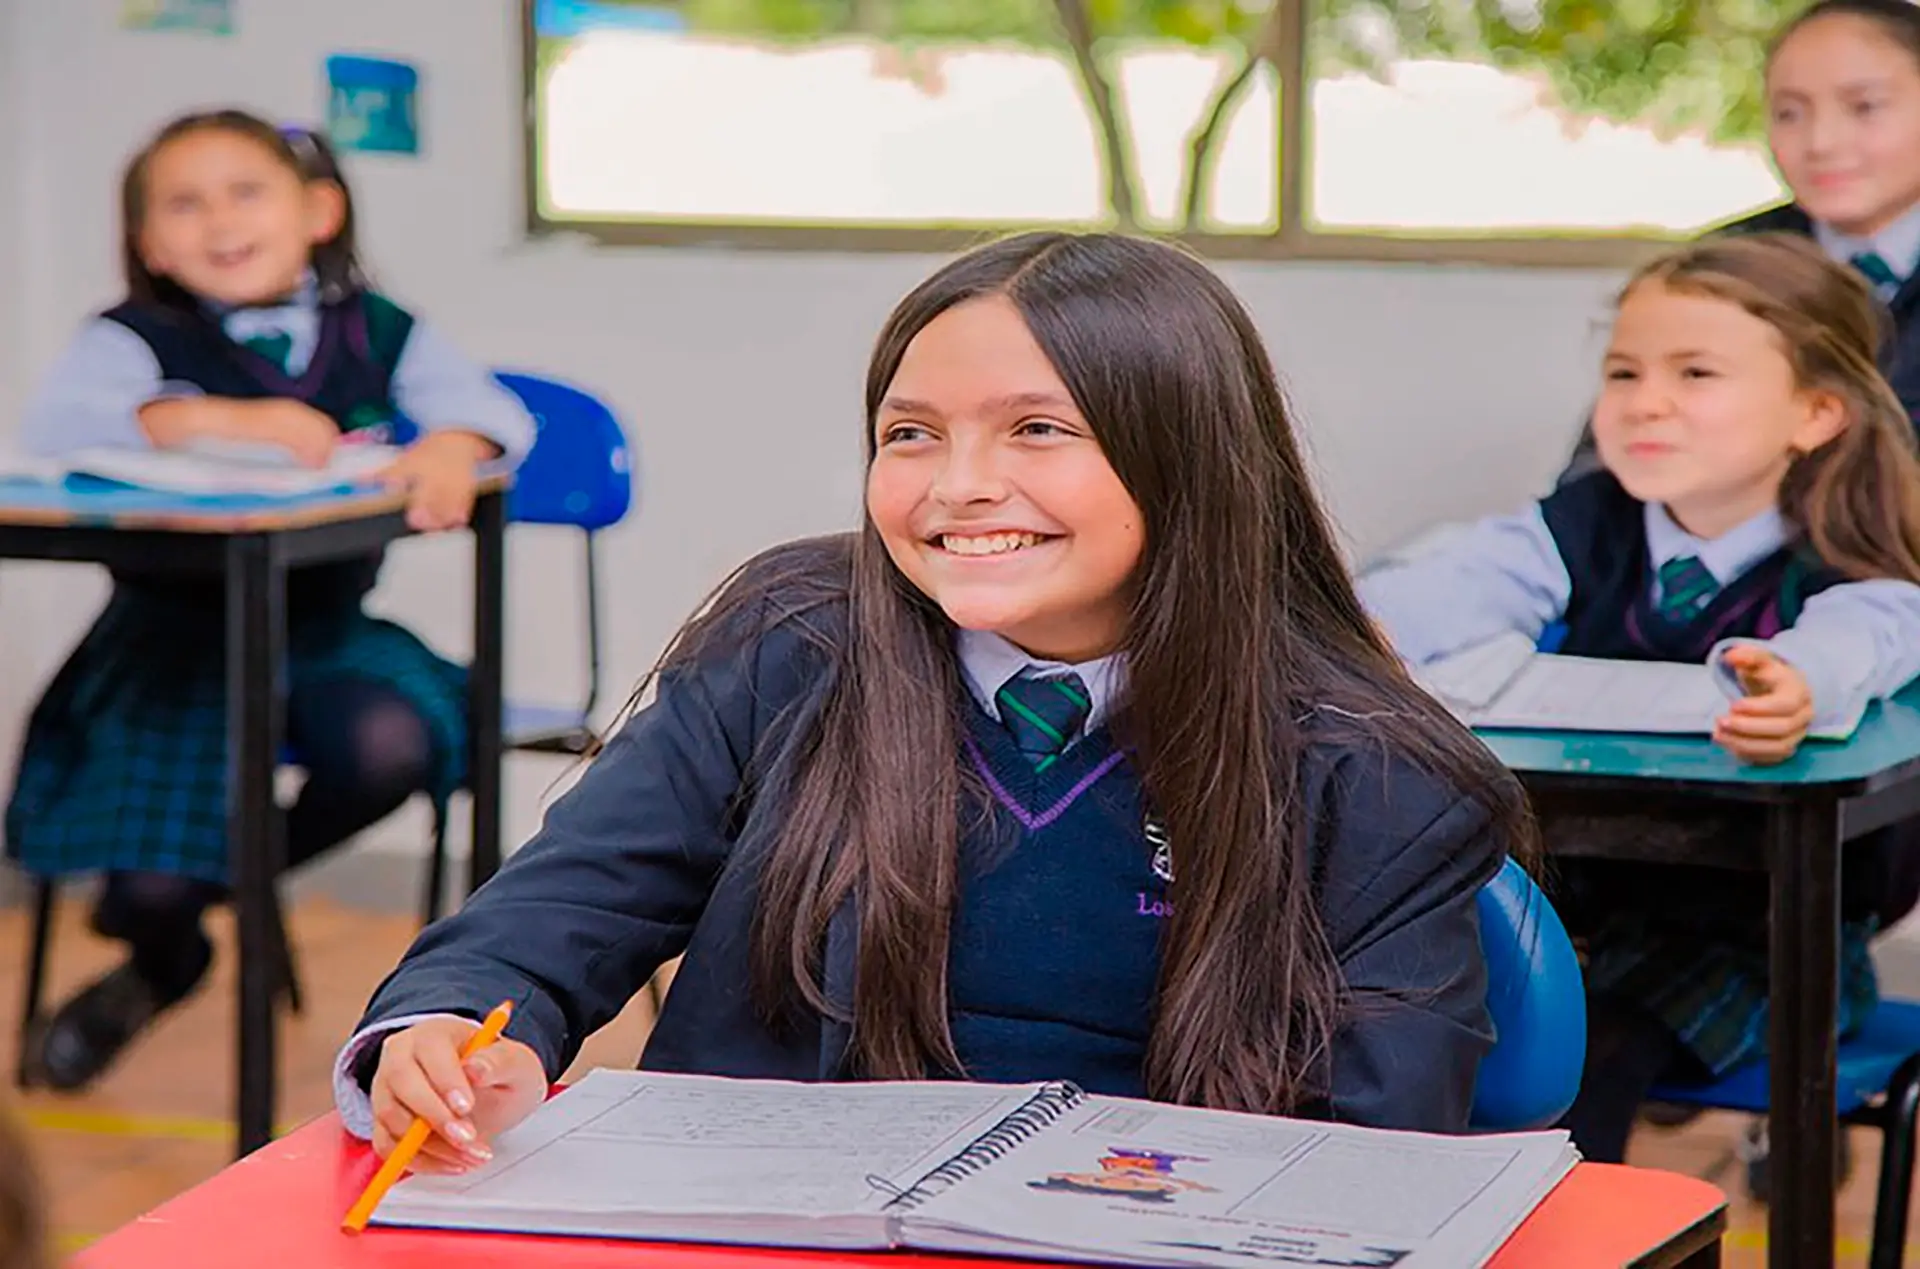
[364, 1004, 547, 1180]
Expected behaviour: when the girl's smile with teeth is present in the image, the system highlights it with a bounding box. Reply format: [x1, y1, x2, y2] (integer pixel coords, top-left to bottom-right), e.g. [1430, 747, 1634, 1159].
[938, 532, 1049, 556]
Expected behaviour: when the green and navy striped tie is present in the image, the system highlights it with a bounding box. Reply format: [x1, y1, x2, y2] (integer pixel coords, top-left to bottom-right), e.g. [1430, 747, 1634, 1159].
[1656, 555, 1719, 623]
[1852, 250, 1901, 300]
[995, 673, 1091, 773]
[241, 331, 294, 370]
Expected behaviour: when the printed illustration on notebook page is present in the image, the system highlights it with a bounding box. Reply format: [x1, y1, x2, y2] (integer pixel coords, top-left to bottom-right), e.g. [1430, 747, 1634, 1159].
[1027, 1147, 1215, 1203]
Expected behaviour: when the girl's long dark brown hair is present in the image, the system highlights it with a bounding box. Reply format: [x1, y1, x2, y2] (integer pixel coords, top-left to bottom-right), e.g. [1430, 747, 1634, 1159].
[1624, 234, 1920, 583]
[640, 232, 1532, 1115]
[121, 109, 366, 310]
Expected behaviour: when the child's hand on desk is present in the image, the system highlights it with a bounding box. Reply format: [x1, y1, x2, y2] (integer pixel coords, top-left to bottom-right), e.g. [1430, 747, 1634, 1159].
[245, 401, 341, 469]
[1713, 645, 1813, 766]
[375, 431, 495, 532]
[136, 398, 338, 468]
[371, 1017, 546, 1173]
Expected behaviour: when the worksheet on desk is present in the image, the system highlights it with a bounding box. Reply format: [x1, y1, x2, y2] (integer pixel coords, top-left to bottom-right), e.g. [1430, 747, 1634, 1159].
[1472, 654, 1728, 733]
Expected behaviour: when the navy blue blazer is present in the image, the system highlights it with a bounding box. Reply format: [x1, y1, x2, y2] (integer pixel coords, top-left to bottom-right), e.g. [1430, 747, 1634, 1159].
[353, 557, 1507, 1133]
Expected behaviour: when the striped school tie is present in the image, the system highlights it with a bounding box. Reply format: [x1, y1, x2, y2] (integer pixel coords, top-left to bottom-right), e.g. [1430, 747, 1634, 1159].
[1656, 555, 1719, 623]
[995, 672, 1092, 773]
[1852, 251, 1901, 300]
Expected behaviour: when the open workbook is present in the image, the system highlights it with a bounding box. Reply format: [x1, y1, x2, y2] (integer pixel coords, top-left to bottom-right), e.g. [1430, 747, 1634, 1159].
[1412, 630, 1870, 741]
[368, 1069, 1579, 1268]
[0, 438, 399, 498]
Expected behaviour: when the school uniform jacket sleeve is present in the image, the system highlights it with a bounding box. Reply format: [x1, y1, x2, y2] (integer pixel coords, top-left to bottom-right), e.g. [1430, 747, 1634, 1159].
[341, 603, 828, 1091]
[1308, 744, 1505, 1133]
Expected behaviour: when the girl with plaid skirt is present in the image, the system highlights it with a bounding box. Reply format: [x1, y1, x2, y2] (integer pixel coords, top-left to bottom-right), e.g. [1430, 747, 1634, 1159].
[1360, 234, 1920, 1164]
[5, 110, 531, 1090]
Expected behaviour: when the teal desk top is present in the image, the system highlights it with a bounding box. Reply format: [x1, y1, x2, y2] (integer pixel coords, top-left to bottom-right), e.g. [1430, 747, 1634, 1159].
[1476, 683, 1920, 793]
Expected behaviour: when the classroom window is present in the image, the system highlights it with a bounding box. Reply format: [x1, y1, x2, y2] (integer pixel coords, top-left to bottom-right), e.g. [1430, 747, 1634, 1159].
[522, 0, 1793, 261]
[1300, 2, 1786, 240]
[528, 0, 1280, 239]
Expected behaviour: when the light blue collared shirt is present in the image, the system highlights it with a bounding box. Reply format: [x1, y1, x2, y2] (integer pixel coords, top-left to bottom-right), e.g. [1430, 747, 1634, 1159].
[953, 627, 1125, 740]
[1643, 501, 1789, 599]
[19, 274, 534, 463]
[1357, 499, 1920, 734]
[1813, 201, 1920, 299]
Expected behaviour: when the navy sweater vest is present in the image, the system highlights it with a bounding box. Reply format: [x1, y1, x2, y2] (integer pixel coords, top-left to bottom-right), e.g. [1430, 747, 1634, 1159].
[949, 702, 1162, 1095]
[101, 291, 414, 437]
[1539, 472, 1844, 662]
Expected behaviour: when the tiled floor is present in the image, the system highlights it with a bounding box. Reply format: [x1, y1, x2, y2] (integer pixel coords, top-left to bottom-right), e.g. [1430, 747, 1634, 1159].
[0, 897, 1904, 1265]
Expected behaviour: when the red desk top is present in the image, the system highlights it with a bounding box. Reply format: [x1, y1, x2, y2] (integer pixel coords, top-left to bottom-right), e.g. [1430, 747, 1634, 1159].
[72, 1115, 1728, 1269]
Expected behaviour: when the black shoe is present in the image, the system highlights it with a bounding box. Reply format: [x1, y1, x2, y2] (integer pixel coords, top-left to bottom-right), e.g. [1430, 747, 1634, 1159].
[27, 952, 207, 1092]
[1642, 1103, 1706, 1129]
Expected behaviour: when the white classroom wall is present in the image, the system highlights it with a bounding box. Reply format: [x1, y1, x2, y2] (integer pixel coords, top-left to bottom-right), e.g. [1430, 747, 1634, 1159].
[0, 0, 1624, 874]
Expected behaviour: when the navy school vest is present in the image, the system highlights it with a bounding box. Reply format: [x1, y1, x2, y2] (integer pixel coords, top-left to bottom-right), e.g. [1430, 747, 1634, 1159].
[1538, 472, 1845, 662]
[100, 291, 415, 439]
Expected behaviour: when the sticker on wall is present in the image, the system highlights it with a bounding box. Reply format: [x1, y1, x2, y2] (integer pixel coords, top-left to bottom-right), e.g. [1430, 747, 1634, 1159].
[119, 0, 234, 34]
[325, 55, 420, 156]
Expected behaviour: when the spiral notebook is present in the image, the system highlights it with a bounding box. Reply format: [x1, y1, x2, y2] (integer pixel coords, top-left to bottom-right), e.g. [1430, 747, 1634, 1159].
[369, 1069, 1579, 1268]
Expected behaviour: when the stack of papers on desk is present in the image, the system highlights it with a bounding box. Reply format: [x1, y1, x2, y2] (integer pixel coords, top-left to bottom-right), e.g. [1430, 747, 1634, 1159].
[0, 440, 398, 498]
[1414, 631, 1868, 741]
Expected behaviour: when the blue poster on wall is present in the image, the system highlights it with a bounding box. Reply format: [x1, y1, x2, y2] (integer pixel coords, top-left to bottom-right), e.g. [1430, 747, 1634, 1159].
[120, 0, 234, 35]
[326, 55, 420, 156]
[533, 0, 683, 38]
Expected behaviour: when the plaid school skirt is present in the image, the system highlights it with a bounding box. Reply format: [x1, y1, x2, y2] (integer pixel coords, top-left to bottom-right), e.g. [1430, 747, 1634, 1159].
[4, 567, 467, 886]
[1550, 836, 1880, 1080]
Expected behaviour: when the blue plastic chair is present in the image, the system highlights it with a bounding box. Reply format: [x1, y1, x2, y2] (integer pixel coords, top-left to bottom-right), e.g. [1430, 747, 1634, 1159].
[415, 371, 634, 922]
[1648, 1006, 1920, 1268]
[492, 371, 634, 751]
[1472, 857, 1587, 1131]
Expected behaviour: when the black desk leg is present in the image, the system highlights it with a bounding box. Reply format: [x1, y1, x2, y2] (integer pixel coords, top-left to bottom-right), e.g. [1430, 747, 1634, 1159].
[1766, 796, 1842, 1269]
[226, 533, 285, 1159]
[468, 490, 506, 894]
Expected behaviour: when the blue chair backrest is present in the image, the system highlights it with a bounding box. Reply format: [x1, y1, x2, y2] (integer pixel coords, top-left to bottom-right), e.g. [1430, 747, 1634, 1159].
[1472, 857, 1586, 1131]
[492, 371, 633, 530]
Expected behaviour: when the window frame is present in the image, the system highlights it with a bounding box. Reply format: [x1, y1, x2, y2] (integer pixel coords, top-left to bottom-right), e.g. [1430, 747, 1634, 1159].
[517, 0, 1760, 268]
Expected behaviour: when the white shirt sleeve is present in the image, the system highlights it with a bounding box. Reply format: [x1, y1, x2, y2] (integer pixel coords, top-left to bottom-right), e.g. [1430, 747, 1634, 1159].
[20, 319, 205, 456]
[331, 1011, 472, 1140]
[390, 320, 536, 464]
[1356, 505, 1573, 666]
[1710, 578, 1920, 733]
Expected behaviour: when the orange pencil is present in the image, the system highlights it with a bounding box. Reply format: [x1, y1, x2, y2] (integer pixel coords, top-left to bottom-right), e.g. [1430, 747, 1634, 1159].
[341, 999, 514, 1234]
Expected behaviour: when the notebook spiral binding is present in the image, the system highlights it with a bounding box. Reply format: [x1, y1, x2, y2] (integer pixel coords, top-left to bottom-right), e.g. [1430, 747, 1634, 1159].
[881, 1081, 1085, 1211]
